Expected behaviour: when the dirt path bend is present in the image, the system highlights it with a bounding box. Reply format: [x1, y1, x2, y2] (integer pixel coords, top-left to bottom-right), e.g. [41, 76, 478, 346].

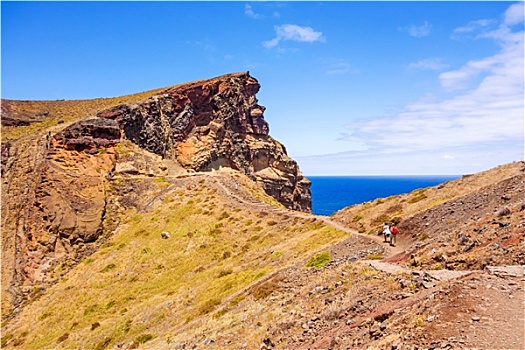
[207, 172, 408, 259]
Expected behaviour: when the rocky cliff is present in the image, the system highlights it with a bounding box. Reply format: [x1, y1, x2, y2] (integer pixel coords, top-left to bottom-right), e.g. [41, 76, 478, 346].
[1, 72, 311, 320]
[98, 72, 311, 212]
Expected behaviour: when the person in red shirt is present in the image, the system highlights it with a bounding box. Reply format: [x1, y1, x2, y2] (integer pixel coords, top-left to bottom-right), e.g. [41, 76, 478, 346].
[390, 225, 398, 246]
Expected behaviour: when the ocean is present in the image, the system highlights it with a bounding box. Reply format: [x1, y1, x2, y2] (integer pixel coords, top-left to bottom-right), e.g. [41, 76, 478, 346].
[309, 176, 460, 216]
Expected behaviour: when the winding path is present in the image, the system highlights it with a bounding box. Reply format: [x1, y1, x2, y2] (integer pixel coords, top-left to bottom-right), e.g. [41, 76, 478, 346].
[207, 171, 407, 258]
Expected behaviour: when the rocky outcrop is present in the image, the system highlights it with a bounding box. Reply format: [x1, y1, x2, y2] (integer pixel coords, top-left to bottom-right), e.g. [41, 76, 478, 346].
[0, 72, 312, 320]
[53, 118, 120, 153]
[1, 132, 116, 319]
[98, 72, 311, 211]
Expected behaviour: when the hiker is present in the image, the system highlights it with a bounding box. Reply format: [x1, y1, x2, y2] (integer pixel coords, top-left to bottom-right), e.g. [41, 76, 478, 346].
[235, 181, 239, 190]
[390, 225, 398, 246]
[45, 131, 52, 148]
[383, 223, 391, 243]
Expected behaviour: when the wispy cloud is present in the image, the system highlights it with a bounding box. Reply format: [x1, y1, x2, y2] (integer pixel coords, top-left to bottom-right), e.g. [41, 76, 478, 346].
[325, 60, 357, 75]
[244, 4, 263, 19]
[244, 3, 281, 19]
[263, 24, 324, 49]
[408, 58, 449, 70]
[401, 21, 432, 38]
[185, 40, 215, 52]
[451, 19, 497, 40]
[305, 4, 523, 175]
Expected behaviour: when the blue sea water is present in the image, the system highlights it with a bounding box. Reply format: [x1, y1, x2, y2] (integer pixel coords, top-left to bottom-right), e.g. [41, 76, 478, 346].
[309, 176, 460, 216]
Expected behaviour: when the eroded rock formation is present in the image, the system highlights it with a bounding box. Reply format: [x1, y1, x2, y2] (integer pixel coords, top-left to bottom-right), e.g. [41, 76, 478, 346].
[98, 72, 311, 211]
[1, 72, 311, 319]
[53, 118, 120, 153]
[1, 133, 116, 319]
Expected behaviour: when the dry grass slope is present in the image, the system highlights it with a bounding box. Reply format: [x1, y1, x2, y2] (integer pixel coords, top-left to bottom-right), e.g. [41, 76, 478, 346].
[1, 173, 348, 349]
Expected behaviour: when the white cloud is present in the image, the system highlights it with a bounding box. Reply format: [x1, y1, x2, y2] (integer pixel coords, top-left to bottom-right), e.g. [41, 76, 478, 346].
[303, 4, 524, 175]
[408, 58, 449, 70]
[297, 142, 521, 175]
[504, 2, 524, 26]
[325, 60, 357, 75]
[244, 4, 263, 19]
[451, 19, 497, 40]
[403, 21, 432, 38]
[263, 24, 324, 49]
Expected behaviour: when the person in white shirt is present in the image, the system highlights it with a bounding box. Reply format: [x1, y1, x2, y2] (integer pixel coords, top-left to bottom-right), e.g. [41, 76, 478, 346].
[383, 223, 391, 243]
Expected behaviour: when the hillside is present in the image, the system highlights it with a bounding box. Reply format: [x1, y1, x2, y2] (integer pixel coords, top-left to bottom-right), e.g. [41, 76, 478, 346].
[1, 73, 524, 349]
[331, 161, 525, 270]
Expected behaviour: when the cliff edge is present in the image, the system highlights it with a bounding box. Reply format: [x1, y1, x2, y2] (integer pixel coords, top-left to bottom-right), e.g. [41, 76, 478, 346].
[98, 72, 311, 212]
[1, 72, 311, 320]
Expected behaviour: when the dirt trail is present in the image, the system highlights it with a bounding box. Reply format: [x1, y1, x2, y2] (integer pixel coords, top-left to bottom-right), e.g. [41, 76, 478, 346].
[112, 168, 423, 263]
[199, 171, 408, 260]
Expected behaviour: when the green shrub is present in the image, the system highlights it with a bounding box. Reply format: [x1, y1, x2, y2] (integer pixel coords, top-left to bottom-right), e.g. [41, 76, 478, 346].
[409, 193, 427, 204]
[371, 214, 390, 227]
[84, 304, 99, 316]
[229, 295, 246, 306]
[213, 308, 228, 319]
[413, 315, 425, 328]
[409, 189, 428, 203]
[306, 251, 330, 268]
[217, 269, 233, 278]
[94, 337, 112, 350]
[1, 334, 14, 347]
[252, 280, 278, 300]
[100, 263, 116, 272]
[366, 253, 383, 260]
[271, 251, 283, 260]
[135, 334, 154, 344]
[386, 204, 403, 214]
[120, 320, 132, 333]
[198, 298, 221, 315]
[218, 211, 230, 220]
[39, 312, 52, 320]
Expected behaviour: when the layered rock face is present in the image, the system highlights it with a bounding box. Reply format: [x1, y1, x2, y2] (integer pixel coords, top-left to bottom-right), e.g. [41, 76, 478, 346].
[1, 133, 116, 319]
[98, 72, 311, 211]
[1, 72, 311, 319]
[53, 118, 120, 153]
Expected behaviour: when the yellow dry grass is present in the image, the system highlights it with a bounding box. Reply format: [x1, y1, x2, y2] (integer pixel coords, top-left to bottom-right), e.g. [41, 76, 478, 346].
[2, 174, 348, 349]
[1, 86, 173, 141]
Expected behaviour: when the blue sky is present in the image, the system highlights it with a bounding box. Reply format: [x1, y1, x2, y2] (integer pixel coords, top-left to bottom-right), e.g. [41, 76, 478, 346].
[2, 1, 524, 175]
